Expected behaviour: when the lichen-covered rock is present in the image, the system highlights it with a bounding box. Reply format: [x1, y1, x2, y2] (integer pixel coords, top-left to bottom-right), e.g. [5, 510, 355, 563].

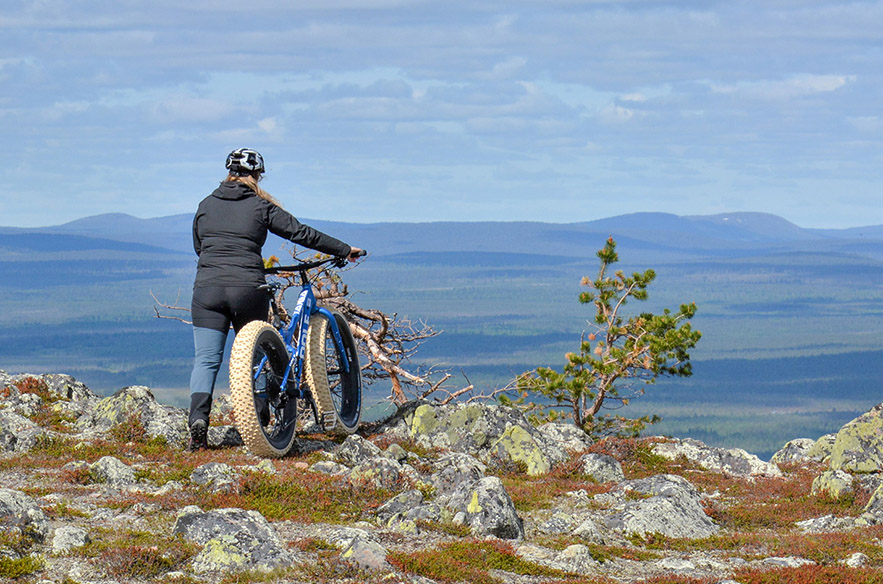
[191, 462, 239, 493]
[771, 438, 816, 464]
[89, 456, 136, 485]
[0, 410, 42, 453]
[390, 402, 567, 474]
[537, 422, 594, 453]
[796, 514, 858, 532]
[173, 507, 292, 573]
[348, 456, 407, 490]
[383, 443, 409, 463]
[207, 425, 243, 449]
[39, 373, 98, 402]
[191, 535, 251, 573]
[52, 526, 91, 554]
[320, 526, 376, 550]
[1, 372, 97, 403]
[486, 424, 554, 476]
[763, 556, 815, 568]
[573, 517, 607, 544]
[341, 537, 391, 571]
[606, 474, 718, 539]
[0, 488, 50, 543]
[652, 437, 782, 477]
[309, 460, 349, 475]
[427, 453, 487, 498]
[76, 385, 187, 447]
[445, 476, 524, 539]
[516, 543, 598, 575]
[807, 433, 837, 462]
[862, 483, 883, 519]
[336, 434, 382, 466]
[579, 453, 624, 484]
[376, 490, 425, 523]
[537, 511, 574, 535]
[829, 405, 883, 472]
[811, 470, 854, 500]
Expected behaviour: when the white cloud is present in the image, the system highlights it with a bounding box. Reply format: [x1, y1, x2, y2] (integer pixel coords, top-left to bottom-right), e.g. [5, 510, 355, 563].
[599, 103, 636, 123]
[620, 93, 647, 103]
[710, 74, 855, 100]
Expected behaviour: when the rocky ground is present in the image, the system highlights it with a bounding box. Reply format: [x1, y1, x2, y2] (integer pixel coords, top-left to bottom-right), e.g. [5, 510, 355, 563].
[3, 371, 883, 583]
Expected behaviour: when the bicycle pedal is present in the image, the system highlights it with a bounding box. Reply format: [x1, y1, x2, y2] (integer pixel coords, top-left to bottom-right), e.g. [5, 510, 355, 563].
[322, 411, 337, 430]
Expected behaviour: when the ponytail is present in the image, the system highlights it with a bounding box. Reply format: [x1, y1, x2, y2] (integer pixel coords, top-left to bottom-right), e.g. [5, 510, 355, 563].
[224, 173, 281, 207]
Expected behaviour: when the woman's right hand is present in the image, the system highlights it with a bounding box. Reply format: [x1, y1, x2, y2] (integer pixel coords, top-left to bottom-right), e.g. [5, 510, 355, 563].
[348, 247, 366, 262]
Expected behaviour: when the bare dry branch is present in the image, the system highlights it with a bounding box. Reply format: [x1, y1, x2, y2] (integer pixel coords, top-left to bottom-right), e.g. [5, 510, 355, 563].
[150, 290, 193, 325]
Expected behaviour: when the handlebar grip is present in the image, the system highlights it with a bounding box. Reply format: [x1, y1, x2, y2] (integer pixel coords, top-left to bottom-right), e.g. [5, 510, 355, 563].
[350, 249, 368, 258]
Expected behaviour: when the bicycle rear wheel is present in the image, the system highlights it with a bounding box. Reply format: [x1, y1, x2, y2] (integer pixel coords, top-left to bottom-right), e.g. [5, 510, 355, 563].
[304, 310, 361, 435]
[229, 321, 298, 457]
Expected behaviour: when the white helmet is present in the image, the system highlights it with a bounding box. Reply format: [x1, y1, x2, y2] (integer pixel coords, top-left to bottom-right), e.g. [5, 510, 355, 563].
[225, 148, 265, 176]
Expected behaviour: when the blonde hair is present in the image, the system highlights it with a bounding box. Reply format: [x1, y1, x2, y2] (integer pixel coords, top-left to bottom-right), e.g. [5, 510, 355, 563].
[224, 173, 281, 207]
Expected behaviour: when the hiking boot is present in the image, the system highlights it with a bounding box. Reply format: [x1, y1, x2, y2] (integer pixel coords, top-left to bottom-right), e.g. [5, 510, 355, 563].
[189, 419, 208, 451]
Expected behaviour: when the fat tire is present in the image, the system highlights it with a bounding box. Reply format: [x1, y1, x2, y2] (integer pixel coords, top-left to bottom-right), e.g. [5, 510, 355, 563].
[304, 311, 361, 435]
[229, 320, 297, 457]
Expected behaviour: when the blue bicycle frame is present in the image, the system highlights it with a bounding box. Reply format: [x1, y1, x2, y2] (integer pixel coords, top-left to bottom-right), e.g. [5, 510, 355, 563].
[259, 258, 354, 403]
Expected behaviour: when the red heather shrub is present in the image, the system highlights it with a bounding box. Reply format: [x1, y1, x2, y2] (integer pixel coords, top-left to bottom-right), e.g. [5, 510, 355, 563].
[734, 565, 883, 584]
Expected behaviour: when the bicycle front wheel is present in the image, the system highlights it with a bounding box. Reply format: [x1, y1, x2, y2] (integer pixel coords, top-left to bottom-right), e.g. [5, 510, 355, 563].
[229, 321, 298, 457]
[304, 310, 362, 435]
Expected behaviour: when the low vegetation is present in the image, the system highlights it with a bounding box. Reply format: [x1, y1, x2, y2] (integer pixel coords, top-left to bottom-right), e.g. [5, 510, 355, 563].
[389, 539, 573, 584]
[4, 372, 883, 584]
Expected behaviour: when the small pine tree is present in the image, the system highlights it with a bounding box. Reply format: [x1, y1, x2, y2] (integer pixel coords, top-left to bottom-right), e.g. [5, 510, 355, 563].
[517, 237, 701, 438]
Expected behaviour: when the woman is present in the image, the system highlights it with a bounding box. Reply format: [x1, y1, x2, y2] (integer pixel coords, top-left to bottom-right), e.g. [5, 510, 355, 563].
[188, 147, 362, 450]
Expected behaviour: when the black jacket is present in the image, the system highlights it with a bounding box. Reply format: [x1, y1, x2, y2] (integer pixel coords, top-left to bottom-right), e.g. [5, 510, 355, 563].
[192, 181, 351, 288]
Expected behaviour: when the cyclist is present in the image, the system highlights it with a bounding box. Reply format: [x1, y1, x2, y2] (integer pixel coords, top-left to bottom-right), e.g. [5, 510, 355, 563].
[188, 147, 363, 451]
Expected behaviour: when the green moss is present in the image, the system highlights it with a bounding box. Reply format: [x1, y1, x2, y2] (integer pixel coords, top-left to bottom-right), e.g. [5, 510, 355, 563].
[43, 500, 90, 520]
[0, 554, 44, 579]
[0, 531, 37, 556]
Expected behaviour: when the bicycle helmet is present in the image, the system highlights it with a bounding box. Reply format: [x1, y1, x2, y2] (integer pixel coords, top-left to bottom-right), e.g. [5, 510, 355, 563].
[225, 148, 265, 176]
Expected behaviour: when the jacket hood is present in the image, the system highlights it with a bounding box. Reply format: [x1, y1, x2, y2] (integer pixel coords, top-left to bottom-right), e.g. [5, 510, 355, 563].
[211, 181, 254, 201]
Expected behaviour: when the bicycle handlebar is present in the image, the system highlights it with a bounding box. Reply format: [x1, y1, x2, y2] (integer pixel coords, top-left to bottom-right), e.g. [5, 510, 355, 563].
[264, 250, 367, 275]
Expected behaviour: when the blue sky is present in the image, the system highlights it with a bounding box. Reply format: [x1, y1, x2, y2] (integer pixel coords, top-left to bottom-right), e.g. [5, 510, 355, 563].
[2, 1, 881, 228]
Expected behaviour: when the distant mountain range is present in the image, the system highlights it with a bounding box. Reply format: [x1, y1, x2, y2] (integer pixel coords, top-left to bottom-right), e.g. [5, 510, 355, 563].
[5, 211, 883, 261]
